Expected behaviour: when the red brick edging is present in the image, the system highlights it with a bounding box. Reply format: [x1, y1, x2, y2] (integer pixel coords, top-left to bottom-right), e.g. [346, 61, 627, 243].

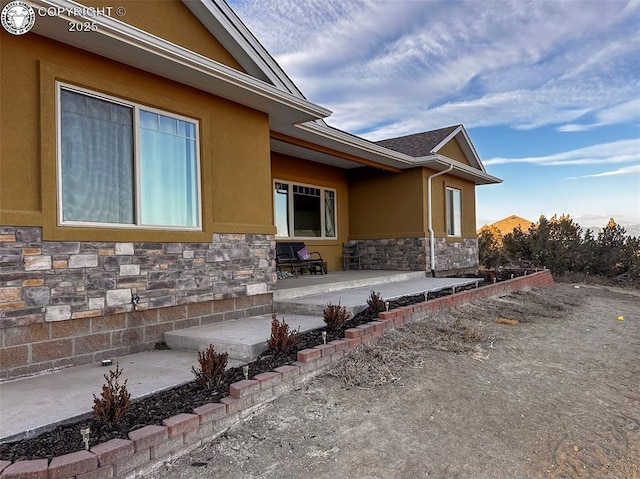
[0, 271, 554, 479]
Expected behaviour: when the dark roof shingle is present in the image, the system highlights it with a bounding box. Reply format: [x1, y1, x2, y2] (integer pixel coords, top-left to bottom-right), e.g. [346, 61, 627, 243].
[374, 125, 460, 157]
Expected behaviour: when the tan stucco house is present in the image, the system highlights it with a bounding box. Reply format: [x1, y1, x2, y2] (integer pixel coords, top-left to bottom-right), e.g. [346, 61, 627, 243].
[0, 0, 500, 378]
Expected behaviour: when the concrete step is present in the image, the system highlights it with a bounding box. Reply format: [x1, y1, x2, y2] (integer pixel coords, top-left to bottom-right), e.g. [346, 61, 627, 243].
[273, 298, 365, 317]
[164, 314, 325, 361]
[165, 276, 480, 362]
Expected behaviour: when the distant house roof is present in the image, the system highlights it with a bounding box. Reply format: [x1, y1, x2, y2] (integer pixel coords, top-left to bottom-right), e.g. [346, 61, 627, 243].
[480, 215, 534, 235]
[374, 125, 460, 157]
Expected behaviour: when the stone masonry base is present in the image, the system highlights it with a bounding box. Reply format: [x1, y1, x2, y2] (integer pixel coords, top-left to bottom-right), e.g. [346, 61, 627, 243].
[0, 271, 554, 478]
[0, 226, 276, 380]
[357, 237, 479, 273]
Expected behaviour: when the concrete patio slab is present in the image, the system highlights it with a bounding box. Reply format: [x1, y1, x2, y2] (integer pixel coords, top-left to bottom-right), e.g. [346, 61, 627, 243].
[275, 276, 481, 316]
[274, 270, 426, 300]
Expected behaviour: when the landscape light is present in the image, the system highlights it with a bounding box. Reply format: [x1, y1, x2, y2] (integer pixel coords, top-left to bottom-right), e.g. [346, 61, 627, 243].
[80, 427, 90, 450]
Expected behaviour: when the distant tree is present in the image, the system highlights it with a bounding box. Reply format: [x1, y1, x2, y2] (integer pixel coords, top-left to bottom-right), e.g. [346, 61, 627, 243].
[624, 235, 640, 279]
[528, 215, 556, 271]
[550, 214, 582, 274]
[577, 228, 599, 274]
[595, 219, 635, 277]
[502, 226, 532, 266]
[477, 215, 639, 282]
[478, 225, 504, 269]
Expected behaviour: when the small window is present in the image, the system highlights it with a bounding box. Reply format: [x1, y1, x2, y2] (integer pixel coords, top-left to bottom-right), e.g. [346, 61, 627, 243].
[273, 180, 337, 239]
[446, 187, 462, 236]
[57, 84, 201, 230]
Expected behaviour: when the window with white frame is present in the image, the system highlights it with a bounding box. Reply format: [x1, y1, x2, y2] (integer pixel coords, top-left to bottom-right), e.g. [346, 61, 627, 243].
[57, 84, 201, 229]
[446, 186, 462, 236]
[274, 180, 336, 239]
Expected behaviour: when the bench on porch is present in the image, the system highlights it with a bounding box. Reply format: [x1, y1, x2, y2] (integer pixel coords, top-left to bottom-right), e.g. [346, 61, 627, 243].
[276, 241, 327, 277]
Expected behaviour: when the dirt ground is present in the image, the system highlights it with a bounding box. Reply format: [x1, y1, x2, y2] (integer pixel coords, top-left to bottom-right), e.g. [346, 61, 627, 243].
[148, 283, 639, 479]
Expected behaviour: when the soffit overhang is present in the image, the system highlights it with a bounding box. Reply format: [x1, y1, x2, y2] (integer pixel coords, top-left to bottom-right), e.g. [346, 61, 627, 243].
[272, 123, 502, 184]
[270, 122, 417, 172]
[27, 0, 331, 130]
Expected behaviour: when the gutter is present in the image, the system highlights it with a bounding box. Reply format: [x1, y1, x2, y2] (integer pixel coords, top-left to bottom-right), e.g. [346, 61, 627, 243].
[427, 163, 454, 277]
[413, 157, 502, 185]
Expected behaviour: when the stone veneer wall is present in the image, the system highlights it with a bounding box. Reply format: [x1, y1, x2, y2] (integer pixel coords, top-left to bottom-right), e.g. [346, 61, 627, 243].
[432, 237, 479, 275]
[357, 237, 479, 274]
[358, 238, 428, 271]
[0, 226, 276, 379]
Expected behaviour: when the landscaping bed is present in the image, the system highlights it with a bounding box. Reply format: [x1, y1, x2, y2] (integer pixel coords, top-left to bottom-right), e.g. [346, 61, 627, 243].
[4, 272, 549, 464]
[0, 287, 448, 462]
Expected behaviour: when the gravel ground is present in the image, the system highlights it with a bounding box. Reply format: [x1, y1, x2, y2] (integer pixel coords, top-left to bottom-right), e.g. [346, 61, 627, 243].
[148, 283, 639, 479]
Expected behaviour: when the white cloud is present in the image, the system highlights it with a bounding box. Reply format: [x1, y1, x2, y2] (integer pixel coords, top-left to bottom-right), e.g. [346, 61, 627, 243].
[558, 98, 640, 132]
[483, 139, 640, 167]
[230, 0, 640, 136]
[598, 98, 640, 124]
[558, 123, 599, 132]
[568, 164, 640, 179]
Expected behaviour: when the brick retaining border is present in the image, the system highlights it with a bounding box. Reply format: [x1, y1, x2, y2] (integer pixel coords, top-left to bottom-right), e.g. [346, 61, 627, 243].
[0, 271, 554, 478]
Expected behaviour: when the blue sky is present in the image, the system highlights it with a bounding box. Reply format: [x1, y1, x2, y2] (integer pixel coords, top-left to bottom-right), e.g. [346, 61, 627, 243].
[229, 0, 640, 235]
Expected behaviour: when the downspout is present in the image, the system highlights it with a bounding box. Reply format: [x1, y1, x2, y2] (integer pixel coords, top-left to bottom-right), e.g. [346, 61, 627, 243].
[427, 164, 454, 277]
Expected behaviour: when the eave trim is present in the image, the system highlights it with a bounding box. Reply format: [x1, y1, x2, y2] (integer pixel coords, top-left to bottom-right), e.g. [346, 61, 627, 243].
[270, 132, 403, 173]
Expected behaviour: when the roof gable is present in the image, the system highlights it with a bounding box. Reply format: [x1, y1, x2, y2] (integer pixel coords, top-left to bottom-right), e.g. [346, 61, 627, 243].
[375, 125, 487, 173]
[437, 137, 470, 166]
[182, 0, 308, 98]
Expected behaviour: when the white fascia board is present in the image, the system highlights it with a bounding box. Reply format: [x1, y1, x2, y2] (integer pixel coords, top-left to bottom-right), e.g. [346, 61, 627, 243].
[416, 156, 502, 185]
[430, 125, 487, 173]
[294, 122, 417, 168]
[456, 126, 487, 173]
[430, 125, 464, 154]
[28, 0, 331, 125]
[183, 0, 307, 99]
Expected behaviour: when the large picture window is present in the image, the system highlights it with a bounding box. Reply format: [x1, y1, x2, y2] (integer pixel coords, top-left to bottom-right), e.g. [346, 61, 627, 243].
[57, 84, 201, 229]
[274, 180, 336, 239]
[446, 187, 462, 237]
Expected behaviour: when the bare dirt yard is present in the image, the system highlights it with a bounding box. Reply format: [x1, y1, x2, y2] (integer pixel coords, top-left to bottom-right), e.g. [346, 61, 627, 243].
[149, 283, 639, 479]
